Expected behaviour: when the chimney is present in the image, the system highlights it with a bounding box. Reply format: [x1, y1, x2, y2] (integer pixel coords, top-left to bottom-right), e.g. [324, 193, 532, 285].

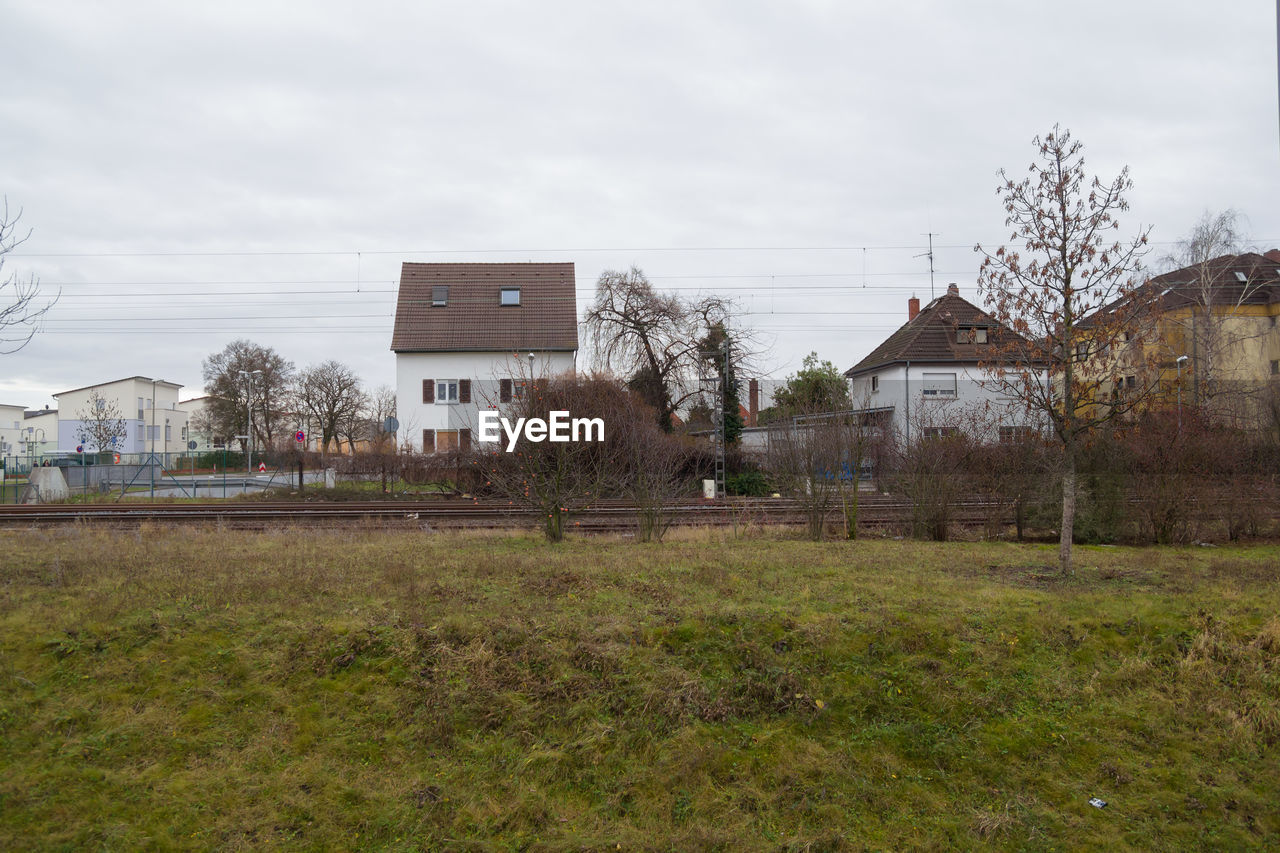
[748, 378, 759, 426]
[908, 297, 920, 320]
[947, 282, 959, 295]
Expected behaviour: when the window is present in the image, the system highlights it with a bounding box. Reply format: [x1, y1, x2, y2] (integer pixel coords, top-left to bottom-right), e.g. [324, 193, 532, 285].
[137, 397, 144, 419]
[501, 378, 526, 402]
[432, 286, 449, 307]
[1075, 342, 1088, 360]
[922, 427, 958, 439]
[922, 373, 956, 396]
[435, 380, 459, 404]
[1000, 426, 1038, 443]
[1272, 360, 1279, 376]
[1124, 375, 1136, 390]
[500, 287, 521, 306]
[956, 326, 988, 344]
[870, 375, 879, 393]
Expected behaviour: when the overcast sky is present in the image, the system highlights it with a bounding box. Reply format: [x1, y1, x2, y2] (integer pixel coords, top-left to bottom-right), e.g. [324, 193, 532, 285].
[2, 1, 1277, 410]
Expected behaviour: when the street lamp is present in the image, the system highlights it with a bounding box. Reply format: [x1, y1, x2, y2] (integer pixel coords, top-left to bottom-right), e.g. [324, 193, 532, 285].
[239, 370, 263, 475]
[1176, 355, 1188, 430]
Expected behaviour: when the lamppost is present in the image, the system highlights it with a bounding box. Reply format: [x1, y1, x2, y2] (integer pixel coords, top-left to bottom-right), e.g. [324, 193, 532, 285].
[239, 370, 263, 475]
[1176, 354, 1188, 430]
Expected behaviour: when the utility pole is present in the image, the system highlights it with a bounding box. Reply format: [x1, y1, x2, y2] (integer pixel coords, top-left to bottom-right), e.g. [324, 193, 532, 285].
[150, 378, 156, 500]
[240, 369, 263, 476]
[699, 333, 729, 500]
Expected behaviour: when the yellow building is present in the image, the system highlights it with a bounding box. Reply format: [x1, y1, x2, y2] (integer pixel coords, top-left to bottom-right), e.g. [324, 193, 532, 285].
[1104, 251, 1280, 426]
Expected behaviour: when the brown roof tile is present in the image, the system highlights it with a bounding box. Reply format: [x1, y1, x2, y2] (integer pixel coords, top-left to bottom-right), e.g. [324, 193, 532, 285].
[845, 288, 1030, 376]
[390, 263, 579, 352]
[1080, 251, 1280, 328]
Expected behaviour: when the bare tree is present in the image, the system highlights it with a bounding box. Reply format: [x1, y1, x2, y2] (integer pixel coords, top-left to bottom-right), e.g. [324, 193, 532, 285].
[201, 340, 295, 451]
[1155, 210, 1272, 422]
[1, 199, 58, 354]
[368, 385, 397, 450]
[584, 267, 738, 432]
[296, 360, 365, 455]
[612, 410, 693, 542]
[474, 373, 631, 542]
[75, 391, 127, 455]
[766, 411, 846, 540]
[975, 125, 1155, 574]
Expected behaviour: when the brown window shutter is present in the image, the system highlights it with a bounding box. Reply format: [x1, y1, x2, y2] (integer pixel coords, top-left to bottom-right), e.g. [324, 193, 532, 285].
[422, 429, 435, 453]
[460, 428, 471, 452]
[500, 378, 512, 403]
[459, 379, 471, 404]
[422, 379, 434, 404]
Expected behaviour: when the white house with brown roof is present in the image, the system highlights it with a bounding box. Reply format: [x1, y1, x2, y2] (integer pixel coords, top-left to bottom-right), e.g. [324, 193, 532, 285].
[844, 284, 1048, 442]
[391, 262, 578, 453]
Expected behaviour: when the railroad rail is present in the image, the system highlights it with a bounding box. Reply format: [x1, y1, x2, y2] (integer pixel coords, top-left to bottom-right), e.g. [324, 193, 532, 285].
[0, 496, 1012, 533]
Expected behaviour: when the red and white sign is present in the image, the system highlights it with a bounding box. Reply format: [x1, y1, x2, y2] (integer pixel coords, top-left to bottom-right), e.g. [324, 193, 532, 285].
[258, 462, 266, 473]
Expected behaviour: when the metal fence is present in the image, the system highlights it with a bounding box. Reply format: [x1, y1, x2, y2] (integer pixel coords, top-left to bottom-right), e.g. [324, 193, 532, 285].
[1, 451, 304, 503]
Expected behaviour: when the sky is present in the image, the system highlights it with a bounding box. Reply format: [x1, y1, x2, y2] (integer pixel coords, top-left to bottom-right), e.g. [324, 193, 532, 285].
[1, 0, 1277, 410]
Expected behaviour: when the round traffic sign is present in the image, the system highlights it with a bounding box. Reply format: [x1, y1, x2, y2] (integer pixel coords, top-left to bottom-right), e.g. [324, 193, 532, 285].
[295, 430, 306, 443]
[383, 416, 399, 433]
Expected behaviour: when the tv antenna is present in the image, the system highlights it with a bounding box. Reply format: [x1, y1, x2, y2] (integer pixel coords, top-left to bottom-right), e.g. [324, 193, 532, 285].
[914, 233, 938, 300]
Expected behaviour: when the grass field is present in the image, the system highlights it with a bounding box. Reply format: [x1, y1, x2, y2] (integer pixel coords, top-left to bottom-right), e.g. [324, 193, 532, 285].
[1, 527, 1277, 850]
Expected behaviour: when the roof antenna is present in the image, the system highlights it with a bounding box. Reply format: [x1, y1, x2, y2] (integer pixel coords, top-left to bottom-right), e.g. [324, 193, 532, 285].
[356, 251, 362, 293]
[914, 233, 938, 300]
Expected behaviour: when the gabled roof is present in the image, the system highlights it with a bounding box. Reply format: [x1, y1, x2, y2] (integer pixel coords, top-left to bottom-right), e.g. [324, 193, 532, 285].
[391, 262, 578, 353]
[1079, 251, 1280, 329]
[844, 288, 1027, 376]
[1142, 251, 1280, 310]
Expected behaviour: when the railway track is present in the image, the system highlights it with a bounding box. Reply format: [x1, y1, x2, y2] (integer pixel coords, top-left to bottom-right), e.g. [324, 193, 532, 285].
[0, 496, 1011, 533]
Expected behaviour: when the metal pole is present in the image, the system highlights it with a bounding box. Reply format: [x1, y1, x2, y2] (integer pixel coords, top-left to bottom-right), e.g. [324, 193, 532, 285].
[151, 378, 156, 499]
[245, 373, 253, 476]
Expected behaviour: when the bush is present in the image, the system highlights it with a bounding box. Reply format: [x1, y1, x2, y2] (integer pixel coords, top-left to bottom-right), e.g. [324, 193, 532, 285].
[726, 470, 769, 496]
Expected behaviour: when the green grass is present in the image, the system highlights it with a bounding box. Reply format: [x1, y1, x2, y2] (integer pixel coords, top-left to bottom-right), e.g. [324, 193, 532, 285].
[1, 529, 1277, 850]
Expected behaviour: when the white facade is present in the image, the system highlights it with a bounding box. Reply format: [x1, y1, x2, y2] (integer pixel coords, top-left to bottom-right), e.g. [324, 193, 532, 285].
[54, 377, 191, 455]
[396, 350, 576, 452]
[0, 404, 25, 460]
[179, 396, 217, 450]
[21, 409, 58, 458]
[850, 363, 1046, 441]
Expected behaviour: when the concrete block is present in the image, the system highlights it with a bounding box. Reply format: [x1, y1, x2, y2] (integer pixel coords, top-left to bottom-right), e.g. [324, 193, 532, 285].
[23, 467, 70, 503]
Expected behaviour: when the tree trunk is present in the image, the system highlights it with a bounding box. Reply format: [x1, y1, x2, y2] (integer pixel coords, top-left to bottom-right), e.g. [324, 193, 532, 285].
[1059, 457, 1076, 575]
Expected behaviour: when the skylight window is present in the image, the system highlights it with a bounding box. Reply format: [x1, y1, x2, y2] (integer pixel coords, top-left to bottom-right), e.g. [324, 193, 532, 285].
[431, 286, 449, 307]
[500, 287, 521, 306]
[1234, 272, 1248, 283]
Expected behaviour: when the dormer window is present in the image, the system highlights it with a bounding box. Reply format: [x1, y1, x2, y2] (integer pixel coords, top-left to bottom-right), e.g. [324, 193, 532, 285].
[500, 287, 521, 307]
[956, 326, 988, 344]
[431, 286, 449, 307]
